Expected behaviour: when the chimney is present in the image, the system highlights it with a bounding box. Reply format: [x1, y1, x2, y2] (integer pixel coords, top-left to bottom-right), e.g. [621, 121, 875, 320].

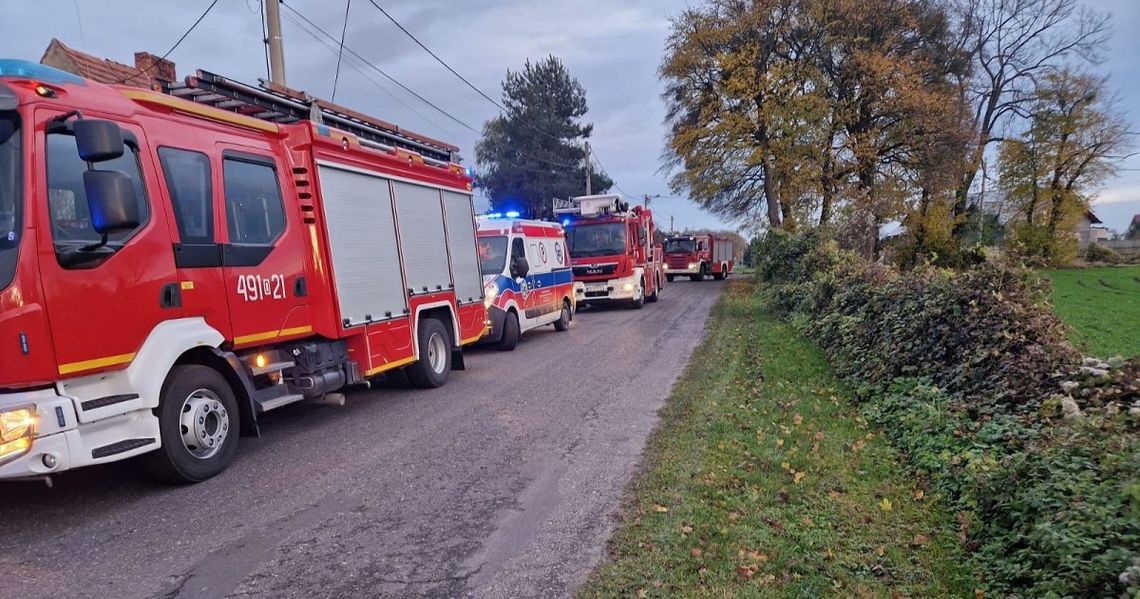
[134, 52, 176, 84]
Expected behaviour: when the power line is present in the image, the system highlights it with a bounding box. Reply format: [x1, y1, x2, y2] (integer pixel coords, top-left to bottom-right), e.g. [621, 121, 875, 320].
[280, 0, 479, 134]
[116, 0, 222, 85]
[280, 9, 460, 139]
[587, 144, 633, 197]
[331, 0, 352, 102]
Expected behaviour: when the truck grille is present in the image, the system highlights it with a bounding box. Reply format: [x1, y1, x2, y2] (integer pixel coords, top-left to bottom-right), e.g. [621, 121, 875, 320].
[666, 256, 691, 268]
[573, 264, 617, 277]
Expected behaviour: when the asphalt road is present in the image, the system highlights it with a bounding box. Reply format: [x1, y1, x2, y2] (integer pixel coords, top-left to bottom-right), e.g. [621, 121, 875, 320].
[0, 279, 726, 599]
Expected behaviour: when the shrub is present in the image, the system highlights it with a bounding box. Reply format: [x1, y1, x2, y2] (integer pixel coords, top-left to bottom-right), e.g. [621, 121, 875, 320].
[1086, 242, 1123, 264]
[755, 231, 1140, 596]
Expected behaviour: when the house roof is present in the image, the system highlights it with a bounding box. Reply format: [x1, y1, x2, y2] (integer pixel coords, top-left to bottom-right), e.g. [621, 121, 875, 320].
[39, 38, 153, 88]
[1085, 210, 1102, 225]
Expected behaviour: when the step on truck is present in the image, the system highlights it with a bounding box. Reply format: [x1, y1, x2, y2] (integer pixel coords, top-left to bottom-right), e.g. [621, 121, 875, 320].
[556, 194, 663, 309]
[664, 234, 735, 281]
[0, 60, 488, 483]
[477, 215, 575, 350]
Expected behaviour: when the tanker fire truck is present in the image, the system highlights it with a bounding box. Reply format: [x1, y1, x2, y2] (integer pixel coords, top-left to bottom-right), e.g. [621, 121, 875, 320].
[663, 234, 735, 281]
[0, 60, 488, 483]
[556, 194, 662, 309]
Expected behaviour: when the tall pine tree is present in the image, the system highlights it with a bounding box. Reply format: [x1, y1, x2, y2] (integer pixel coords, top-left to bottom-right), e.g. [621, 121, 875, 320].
[476, 56, 611, 219]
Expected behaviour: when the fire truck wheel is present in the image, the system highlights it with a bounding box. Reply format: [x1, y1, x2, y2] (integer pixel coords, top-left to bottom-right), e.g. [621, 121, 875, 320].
[554, 301, 572, 331]
[630, 280, 645, 309]
[666, 274, 675, 283]
[142, 365, 240, 484]
[646, 281, 659, 303]
[497, 311, 521, 350]
[407, 318, 453, 388]
[713, 269, 725, 281]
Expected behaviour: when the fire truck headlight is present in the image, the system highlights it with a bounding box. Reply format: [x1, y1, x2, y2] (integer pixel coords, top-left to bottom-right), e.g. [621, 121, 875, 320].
[484, 282, 499, 308]
[0, 407, 37, 463]
[622, 282, 635, 292]
[687, 263, 697, 270]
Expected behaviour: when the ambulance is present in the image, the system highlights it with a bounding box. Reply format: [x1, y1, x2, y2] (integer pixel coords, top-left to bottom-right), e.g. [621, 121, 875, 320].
[477, 215, 575, 350]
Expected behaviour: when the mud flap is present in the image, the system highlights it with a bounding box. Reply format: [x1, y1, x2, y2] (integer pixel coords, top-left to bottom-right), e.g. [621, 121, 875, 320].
[451, 350, 466, 371]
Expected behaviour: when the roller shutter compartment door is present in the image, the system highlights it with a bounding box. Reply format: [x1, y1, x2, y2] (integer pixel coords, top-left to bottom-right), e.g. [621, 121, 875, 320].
[318, 165, 407, 327]
[442, 191, 483, 305]
[393, 181, 452, 295]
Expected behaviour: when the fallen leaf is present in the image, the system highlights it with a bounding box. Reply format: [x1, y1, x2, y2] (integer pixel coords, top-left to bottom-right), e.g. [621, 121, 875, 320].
[781, 461, 791, 471]
[691, 547, 703, 558]
[698, 567, 708, 577]
[777, 488, 789, 503]
[877, 545, 886, 557]
[777, 438, 784, 447]
[736, 566, 756, 582]
[828, 490, 843, 499]
[653, 504, 669, 513]
[814, 431, 826, 440]
[681, 524, 693, 535]
[912, 534, 929, 546]
[637, 590, 647, 598]
[748, 550, 769, 562]
[794, 471, 806, 484]
[802, 516, 813, 527]
[913, 489, 925, 500]
[793, 413, 803, 425]
[880, 497, 892, 511]
[974, 590, 985, 599]
[728, 511, 740, 521]
[853, 439, 865, 451]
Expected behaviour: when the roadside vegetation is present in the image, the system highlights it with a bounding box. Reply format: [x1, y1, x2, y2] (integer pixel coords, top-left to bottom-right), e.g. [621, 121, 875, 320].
[1041, 266, 1140, 358]
[752, 231, 1140, 597]
[581, 280, 976, 597]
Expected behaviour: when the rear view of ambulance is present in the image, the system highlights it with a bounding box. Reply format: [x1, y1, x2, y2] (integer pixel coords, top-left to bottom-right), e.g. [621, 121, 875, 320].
[477, 216, 575, 350]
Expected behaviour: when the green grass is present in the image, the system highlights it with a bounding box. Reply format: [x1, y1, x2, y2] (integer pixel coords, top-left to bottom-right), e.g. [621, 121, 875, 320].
[580, 280, 977, 598]
[1041, 265, 1140, 358]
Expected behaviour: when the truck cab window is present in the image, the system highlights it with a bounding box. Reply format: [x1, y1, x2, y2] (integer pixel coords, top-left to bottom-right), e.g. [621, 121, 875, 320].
[223, 157, 284, 245]
[46, 131, 149, 258]
[159, 147, 213, 243]
[0, 112, 21, 290]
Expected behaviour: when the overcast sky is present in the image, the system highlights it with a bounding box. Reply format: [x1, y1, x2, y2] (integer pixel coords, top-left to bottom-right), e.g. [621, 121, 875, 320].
[3, 0, 1138, 234]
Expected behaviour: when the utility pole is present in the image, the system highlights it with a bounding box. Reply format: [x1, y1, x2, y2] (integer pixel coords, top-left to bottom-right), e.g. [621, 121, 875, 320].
[643, 193, 660, 208]
[265, 0, 287, 86]
[670, 215, 674, 233]
[584, 141, 592, 195]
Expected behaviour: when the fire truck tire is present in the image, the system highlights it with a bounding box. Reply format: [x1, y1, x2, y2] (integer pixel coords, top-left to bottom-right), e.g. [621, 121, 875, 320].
[630, 280, 645, 309]
[142, 365, 240, 484]
[666, 274, 675, 283]
[646, 279, 660, 303]
[554, 301, 572, 331]
[497, 311, 521, 350]
[384, 367, 413, 389]
[407, 318, 453, 388]
[713, 269, 725, 281]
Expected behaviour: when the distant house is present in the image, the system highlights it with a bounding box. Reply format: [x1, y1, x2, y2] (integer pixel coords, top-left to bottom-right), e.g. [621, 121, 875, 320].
[1075, 210, 1112, 249]
[1128, 214, 1140, 240]
[39, 38, 176, 89]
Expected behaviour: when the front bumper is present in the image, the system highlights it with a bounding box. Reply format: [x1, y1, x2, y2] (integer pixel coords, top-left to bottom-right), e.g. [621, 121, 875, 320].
[0, 388, 159, 480]
[480, 306, 508, 344]
[664, 263, 700, 274]
[578, 274, 639, 302]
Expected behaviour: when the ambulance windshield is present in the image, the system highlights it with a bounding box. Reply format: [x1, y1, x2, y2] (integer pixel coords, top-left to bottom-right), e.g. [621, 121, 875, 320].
[0, 111, 20, 290]
[478, 235, 508, 275]
[567, 222, 626, 258]
[664, 238, 695, 253]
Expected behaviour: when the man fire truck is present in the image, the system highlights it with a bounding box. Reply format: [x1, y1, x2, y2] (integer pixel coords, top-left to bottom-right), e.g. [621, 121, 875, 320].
[0, 60, 488, 483]
[663, 234, 735, 281]
[557, 194, 662, 309]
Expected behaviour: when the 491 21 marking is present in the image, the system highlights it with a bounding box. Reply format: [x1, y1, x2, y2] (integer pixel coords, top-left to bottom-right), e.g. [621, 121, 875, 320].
[237, 274, 287, 302]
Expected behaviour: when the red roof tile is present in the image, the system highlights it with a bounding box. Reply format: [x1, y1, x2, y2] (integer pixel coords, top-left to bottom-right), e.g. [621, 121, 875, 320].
[40, 39, 156, 88]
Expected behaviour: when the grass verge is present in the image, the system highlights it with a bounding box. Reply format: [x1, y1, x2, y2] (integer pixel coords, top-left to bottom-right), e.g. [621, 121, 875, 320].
[1041, 265, 1140, 358]
[580, 279, 977, 598]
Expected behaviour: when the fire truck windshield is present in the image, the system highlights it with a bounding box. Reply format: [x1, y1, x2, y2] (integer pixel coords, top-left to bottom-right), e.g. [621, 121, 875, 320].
[664, 238, 695, 253]
[0, 111, 20, 290]
[567, 222, 626, 258]
[478, 235, 508, 275]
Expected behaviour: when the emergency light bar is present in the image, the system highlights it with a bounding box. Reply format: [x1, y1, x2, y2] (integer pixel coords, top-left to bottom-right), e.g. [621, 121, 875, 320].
[552, 194, 629, 217]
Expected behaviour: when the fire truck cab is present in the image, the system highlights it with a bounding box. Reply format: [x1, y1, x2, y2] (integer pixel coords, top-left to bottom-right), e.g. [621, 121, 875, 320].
[476, 215, 574, 350]
[0, 60, 487, 483]
[557, 194, 662, 309]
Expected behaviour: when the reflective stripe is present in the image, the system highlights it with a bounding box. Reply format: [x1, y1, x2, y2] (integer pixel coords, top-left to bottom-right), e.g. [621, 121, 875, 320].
[364, 356, 416, 377]
[58, 352, 136, 376]
[233, 325, 313, 346]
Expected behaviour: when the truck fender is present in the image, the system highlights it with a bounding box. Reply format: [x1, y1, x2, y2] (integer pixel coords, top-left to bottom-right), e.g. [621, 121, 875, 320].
[412, 301, 461, 354]
[59, 318, 225, 425]
[200, 346, 261, 437]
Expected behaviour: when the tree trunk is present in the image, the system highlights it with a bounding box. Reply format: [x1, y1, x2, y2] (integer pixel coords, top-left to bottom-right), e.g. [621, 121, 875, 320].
[761, 154, 783, 229]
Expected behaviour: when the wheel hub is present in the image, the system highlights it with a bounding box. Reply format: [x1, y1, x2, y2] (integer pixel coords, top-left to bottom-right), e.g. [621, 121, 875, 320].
[427, 331, 447, 374]
[179, 389, 229, 460]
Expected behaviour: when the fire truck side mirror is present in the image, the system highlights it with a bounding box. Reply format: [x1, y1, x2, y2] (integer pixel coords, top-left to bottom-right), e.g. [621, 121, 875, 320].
[83, 170, 139, 234]
[73, 119, 125, 163]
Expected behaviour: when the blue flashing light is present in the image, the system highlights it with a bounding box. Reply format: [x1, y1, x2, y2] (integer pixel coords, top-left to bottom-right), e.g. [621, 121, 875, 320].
[485, 212, 503, 219]
[464, 166, 476, 178]
[0, 60, 85, 86]
[505, 210, 520, 219]
[561, 219, 571, 227]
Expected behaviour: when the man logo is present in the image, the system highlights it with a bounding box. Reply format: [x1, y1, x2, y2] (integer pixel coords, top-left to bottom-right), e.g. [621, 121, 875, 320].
[540, 243, 548, 264]
[554, 242, 564, 265]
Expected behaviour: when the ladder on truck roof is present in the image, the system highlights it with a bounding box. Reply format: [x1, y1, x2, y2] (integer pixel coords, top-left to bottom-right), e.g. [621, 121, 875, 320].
[161, 69, 460, 165]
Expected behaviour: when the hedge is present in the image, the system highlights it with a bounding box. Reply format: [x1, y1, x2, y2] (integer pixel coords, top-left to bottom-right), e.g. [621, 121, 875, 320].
[753, 230, 1140, 597]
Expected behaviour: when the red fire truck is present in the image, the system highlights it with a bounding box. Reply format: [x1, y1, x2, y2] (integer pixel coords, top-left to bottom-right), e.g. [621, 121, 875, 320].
[557, 194, 663, 309]
[663, 234, 735, 282]
[0, 61, 488, 483]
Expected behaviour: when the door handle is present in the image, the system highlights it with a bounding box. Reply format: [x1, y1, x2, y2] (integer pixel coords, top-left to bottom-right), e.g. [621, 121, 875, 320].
[160, 283, 182, 309]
